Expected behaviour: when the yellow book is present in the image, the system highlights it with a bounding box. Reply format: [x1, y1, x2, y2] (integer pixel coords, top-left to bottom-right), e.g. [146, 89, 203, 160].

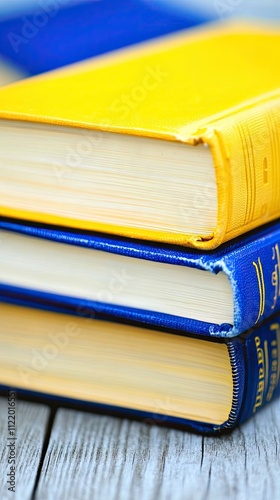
[0, 21, 280, 249]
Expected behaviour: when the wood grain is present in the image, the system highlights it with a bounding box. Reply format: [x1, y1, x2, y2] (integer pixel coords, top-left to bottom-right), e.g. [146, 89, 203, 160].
[0, 397, 50, 500]
[35, 398, 280, 500]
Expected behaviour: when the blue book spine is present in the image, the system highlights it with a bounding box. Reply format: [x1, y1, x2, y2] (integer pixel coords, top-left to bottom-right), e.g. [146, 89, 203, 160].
[0, 0, 209, 76]
[219, 227, 280, 336]
[222, 314, 280, 432]
[239, 319, 280, 424]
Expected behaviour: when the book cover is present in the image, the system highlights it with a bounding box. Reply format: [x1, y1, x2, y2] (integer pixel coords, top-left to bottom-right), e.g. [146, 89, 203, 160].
[0, 300, 279, 434]
[2, 218, 280, 337]
[0, 21, 280, 248]
[0, 0, 209, 76]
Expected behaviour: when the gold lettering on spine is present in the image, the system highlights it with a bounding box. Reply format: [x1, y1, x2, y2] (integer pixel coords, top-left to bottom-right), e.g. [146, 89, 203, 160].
[271, 243, 280, 310]
[253, 258, 265, 323]
[253, 245, 280, 323]
[253, 335, 265, 412]
[264, 340, 269, 394]
[266, 323, 280, 402]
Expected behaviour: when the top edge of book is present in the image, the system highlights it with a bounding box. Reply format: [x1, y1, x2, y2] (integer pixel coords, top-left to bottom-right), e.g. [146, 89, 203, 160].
[0, 20, 279, 138]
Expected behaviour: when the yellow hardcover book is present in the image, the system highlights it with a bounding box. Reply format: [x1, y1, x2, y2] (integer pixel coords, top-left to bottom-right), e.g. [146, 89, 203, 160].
[0, 21, 280, 249]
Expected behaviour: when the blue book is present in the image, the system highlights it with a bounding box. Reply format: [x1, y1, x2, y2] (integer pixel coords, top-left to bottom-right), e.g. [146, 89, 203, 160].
[0, 0, 210, 76]
[2, 218, 280, 338]
[0, 299, 279, 434]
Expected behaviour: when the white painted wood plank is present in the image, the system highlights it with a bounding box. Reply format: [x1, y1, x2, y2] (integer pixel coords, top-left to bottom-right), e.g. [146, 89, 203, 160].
[0, 397, 50, 500]
[35, 397, 280, 500]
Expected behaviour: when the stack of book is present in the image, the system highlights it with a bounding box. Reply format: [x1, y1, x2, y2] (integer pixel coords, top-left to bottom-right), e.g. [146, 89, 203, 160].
[0, 20, 280, 434]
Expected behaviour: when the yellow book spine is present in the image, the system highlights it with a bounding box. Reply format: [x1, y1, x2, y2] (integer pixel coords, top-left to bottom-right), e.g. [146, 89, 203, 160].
[187, 93, 280, 249]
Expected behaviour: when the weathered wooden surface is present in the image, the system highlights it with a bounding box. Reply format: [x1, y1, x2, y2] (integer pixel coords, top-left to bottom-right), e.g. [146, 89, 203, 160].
[0, 397, 50, 500]
[35, 397, 280, 500]
[0, 394, 279, 500]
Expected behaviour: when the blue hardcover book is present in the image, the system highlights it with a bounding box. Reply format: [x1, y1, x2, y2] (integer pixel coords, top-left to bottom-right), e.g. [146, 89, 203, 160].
[2, 218, 280, 338]
[0, 300, 279, 433]
[0, 0, 210, 77]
